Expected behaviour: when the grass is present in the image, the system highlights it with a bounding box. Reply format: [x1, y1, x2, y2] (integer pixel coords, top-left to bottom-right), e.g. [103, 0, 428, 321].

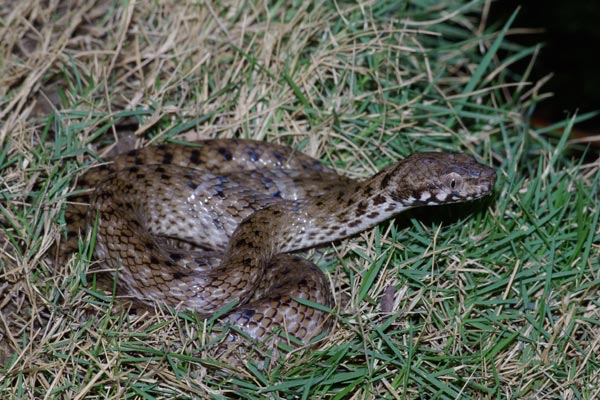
[1, 0, 599, 398]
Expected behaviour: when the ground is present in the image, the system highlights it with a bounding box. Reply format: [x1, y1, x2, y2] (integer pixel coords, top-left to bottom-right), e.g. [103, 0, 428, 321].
[0, 0, 598, 398]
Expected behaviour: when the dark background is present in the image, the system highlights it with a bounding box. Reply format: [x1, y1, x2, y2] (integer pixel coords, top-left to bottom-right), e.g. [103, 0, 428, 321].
[491, 1, 600, 135]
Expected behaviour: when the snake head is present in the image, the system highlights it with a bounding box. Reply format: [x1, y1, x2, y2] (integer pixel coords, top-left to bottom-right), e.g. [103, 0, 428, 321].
[387, 152, 497, 206]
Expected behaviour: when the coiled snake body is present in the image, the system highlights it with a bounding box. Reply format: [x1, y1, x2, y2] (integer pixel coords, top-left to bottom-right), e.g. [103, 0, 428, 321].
[65, 139, 496, 343]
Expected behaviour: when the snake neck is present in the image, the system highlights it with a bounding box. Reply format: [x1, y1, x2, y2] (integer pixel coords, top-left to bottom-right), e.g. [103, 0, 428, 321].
[302, 170, 411, 247]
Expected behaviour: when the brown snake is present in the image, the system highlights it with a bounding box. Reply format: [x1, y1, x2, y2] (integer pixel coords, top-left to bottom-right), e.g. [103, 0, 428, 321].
[64, 139, 496, 343]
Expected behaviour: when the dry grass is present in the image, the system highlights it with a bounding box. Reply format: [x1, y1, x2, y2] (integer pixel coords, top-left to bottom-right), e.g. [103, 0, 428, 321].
[1, 0, 599, 398]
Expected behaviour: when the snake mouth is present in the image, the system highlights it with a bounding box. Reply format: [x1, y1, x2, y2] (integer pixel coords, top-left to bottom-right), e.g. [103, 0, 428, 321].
[436, 191, 491, 204]
[425, 180, 495, 205]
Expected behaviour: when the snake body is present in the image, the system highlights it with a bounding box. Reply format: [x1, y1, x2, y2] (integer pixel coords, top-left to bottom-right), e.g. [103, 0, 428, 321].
[64, 139, 496, 342]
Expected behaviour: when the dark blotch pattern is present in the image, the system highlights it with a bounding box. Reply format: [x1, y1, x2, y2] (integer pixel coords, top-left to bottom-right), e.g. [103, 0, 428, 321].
[162, 151, 174, 165]
[189, 149, 201, 165]
[218, 147, 233, 161]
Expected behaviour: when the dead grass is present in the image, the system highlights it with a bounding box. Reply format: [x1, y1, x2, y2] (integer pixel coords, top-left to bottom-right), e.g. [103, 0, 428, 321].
[1, 0, 599, 398]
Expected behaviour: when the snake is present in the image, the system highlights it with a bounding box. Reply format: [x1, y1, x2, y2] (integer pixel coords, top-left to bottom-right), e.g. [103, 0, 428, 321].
[63, 139, 496, 343]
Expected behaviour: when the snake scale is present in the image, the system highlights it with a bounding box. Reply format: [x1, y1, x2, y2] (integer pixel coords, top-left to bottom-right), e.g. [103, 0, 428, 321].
[64, 139, 496, 343]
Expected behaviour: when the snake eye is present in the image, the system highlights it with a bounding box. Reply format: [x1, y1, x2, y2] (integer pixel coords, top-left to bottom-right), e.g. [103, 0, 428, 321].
[443, 172, 463, 191]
